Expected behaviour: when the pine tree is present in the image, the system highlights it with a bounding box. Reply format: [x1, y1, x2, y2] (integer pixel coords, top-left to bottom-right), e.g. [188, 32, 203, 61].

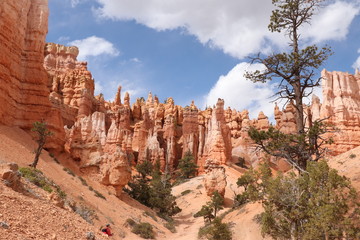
[30, 121, 53, 168]
[177, 151, 198, 179]
[194, 191, 225, 222]
[239, 161, 360, 240]
[245, 0, 333, 172]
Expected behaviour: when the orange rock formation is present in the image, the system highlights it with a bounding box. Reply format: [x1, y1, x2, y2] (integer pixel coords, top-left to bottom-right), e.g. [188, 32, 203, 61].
[0, 0, 65, 149]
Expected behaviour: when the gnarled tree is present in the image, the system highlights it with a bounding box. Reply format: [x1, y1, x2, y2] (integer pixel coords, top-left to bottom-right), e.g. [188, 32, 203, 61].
[30, 121, 53, 168]
[245, 0, 332, 172]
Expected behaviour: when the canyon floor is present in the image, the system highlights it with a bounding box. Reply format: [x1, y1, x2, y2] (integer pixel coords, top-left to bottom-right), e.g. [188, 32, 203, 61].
[0, 125, 359, 240]
[0, 126, 267, 240]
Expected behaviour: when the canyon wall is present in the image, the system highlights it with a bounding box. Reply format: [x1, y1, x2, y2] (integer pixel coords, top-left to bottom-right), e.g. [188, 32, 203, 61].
[310, 69, 360, 155]
[0, 0, 64, 149]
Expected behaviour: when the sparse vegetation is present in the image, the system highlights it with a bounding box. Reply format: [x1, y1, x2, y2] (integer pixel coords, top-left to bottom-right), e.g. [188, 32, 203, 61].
[126, 218, 136, 227]
[198, 218, 232, 240]
[143, 211, 157, 222]
[30, 121, 53, 168]
[194, 191, 224, 223]
[63, 167, 75, 177]
[19, 167, 67, 200]
[93, 189, 106, 200]
[131, 222, 155, 239]
[78, 176, 88, 186]
[181, 189, 191, 196]
[164, 221, 176, 233]
[350, 153, 356, 159]
[19, 167, 53, 193]
[69, 202, 98, 224]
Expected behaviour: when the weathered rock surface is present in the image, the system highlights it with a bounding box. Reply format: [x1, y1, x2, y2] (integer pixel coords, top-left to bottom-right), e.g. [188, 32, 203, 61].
[203, 159, 227, 197]
[311, 69, 360, 155]
[0, 163, 21, 191]
[0, 0, 64, 149]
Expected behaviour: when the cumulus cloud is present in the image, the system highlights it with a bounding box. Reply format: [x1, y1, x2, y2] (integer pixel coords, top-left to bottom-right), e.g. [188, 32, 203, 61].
[205, 63, 276, 119]
[94, 0, 275, 58]
[302, 1, 360, 43]
[68, 36, 120, 60]
[353, 49, 360, 70]
[94, 0, 359, 59]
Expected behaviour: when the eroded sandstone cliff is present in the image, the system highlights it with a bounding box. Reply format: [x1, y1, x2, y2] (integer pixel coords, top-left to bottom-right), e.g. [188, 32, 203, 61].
[0, 0, 64, 149]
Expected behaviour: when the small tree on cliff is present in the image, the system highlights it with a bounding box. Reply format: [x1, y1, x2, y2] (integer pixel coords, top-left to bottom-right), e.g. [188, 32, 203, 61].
[245, 0, 333, 172]
[30, 121, 53, 168]
[177, 151, 198, 179]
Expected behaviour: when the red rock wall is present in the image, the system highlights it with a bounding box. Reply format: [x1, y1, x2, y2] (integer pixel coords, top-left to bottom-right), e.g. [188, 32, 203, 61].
[311, 69, 360, 155]
[0, 0, 64, 149]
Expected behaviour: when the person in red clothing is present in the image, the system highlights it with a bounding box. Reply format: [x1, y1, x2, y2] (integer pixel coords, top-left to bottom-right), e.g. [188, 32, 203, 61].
[101, 224, 113, 236]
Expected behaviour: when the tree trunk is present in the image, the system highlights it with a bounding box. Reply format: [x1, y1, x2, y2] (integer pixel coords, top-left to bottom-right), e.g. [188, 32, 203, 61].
[31, 142, 44, 168]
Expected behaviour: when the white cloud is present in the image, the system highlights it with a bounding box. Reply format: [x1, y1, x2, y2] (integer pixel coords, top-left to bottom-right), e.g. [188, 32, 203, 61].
[302, 1, 360, 43]
[205, 62, 276, 119]
[70, 0, 87, 8]
[68, 36, 120, 60]
[353, 49, 360, 70]
[94, 0, 359, 59]
[94, 0, 275, 58]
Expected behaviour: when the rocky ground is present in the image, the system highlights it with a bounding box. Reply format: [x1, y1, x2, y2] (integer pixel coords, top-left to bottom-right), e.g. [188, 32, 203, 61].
[1, 125, 358, 240]
[0, 126, 271, 240]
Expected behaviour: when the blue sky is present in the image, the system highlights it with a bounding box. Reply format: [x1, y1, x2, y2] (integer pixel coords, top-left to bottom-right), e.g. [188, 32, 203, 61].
[47, 0, 360, 119]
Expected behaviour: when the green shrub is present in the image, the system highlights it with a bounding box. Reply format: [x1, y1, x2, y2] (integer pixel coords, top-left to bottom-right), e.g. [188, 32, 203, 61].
[181, 189, 191, 196]
[164, 221, 176, 233]
[350, 153, 356, 159]
[236, 157, 246, 168]
[198, 218, 232, 240]
[56, 187, 67, 199]
[93, 190, 106, 200]
[63, 167, 75, 177]
[143, 211, 157, 222]
[131, 222, 155, 239]
[19, 167, 53, 193]
[78, 176, 88, 186]
[52, 157, 60, 164]
[126, 218, 136, 227]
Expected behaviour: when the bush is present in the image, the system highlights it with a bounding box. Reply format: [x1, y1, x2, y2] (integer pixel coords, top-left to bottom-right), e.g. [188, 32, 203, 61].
[78, 176, 88, 186]
[126, 218, 136, 227]
[198, 218, 232, 240]
[236, 157, 246, 168]
[93, 190, 106, 200]
[181, 189, 191, 196]
[233, 193, 249, 207]
[350, 153, 356, 159]
[207, 218, 232, 240]
[131, 222, 155, 239]
[63, 167, 75, 177]
[164, 221, 176, 233]
[143, 211, 157, 222]
[19, 167, 53, 193]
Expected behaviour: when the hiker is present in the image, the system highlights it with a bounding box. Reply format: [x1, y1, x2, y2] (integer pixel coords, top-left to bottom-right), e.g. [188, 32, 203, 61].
[101, 224, 113, 236]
